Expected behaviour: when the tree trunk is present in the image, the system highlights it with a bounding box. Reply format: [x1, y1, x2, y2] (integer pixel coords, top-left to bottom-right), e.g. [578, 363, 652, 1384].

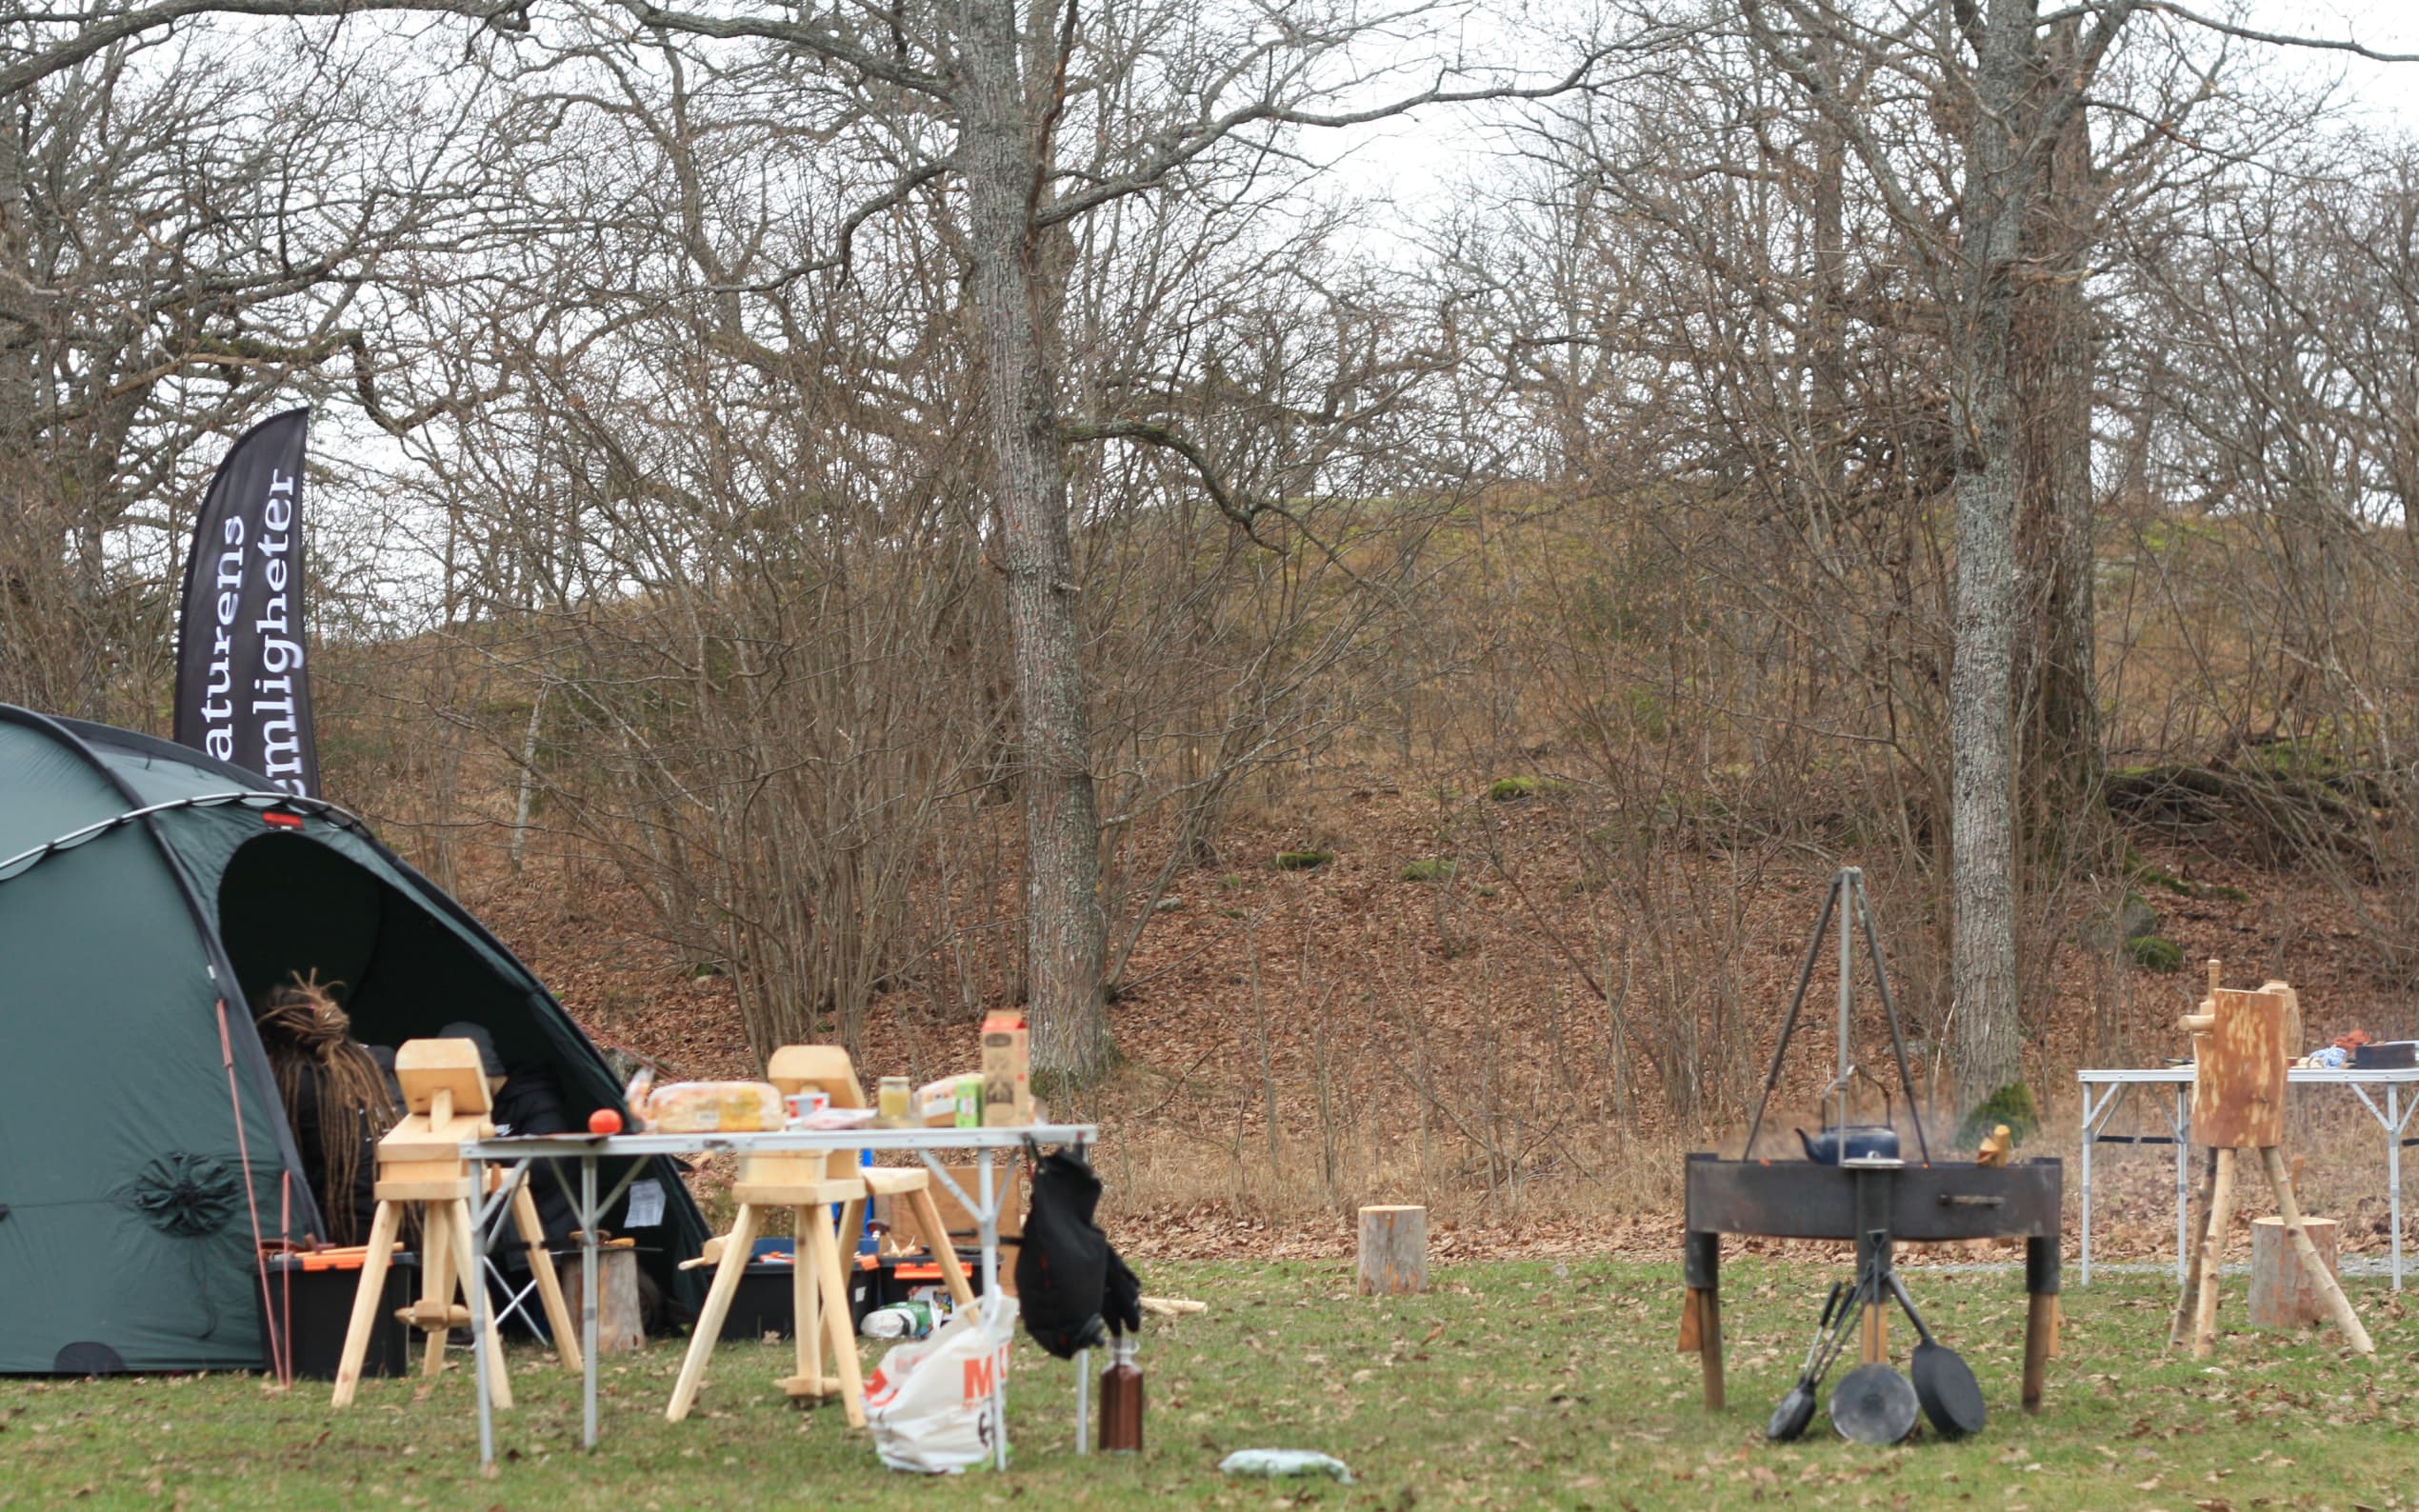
[959, 0, 1110, 1082]
[2012, 16, 2103, 860]
[1947, 0, 2043, 1115]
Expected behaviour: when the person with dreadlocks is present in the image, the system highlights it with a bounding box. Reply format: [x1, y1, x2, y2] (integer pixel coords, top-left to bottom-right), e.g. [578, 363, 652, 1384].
[254, 972, 398, 1246]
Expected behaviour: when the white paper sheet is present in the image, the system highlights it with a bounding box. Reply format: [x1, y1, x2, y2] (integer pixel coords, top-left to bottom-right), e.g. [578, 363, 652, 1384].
[624, 1178, 666, 1228]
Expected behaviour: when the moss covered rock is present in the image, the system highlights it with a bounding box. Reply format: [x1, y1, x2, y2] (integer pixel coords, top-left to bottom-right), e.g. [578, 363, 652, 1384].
[2128, 934, 2185, 972]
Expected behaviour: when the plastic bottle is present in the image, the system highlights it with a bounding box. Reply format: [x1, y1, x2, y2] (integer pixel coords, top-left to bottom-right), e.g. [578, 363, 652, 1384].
[860, 1302, 934, 1341]
[620, 1068, 655, 1129]
[1100, 1331, 1144, 1453]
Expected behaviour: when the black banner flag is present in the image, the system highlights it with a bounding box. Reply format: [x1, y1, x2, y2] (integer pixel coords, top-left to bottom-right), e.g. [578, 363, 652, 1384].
[172, 408, 319, 797]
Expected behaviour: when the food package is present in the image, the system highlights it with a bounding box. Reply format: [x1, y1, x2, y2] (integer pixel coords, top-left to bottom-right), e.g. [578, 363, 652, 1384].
[641, 1080, 784, 1133]
[799, 1105, 877, 1130]
[915, 1075, 975, 1127]
[981, 1010, 1032, 1126]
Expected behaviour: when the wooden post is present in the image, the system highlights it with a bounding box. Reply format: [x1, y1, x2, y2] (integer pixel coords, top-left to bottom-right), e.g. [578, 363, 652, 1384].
[510, 1185, 582, 1373]
[2249, 1215, 2340, 1328]
[2190, 1147, 2238, 1358]
[1356, 1205, 1429, 1296]
[2169, 1148, 2218, 1350]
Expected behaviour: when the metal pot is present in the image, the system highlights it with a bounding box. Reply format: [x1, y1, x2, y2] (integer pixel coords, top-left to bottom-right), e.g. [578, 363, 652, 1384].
[1796, 1124, 1900, 1165]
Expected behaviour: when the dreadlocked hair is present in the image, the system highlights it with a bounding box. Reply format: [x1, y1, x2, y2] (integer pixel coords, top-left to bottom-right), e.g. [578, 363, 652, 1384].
[256, 970, 396, 1245]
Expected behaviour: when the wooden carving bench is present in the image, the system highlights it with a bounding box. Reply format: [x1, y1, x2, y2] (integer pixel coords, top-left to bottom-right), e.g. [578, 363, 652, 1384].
[330, 1038, 583, 1406]
[2169, 962, 2372, 1358]
[665, 1045, 976, 1426]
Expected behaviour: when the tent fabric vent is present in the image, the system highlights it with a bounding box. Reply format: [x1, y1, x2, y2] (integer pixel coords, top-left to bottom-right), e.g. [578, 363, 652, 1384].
[119, 1152, 242, 1239]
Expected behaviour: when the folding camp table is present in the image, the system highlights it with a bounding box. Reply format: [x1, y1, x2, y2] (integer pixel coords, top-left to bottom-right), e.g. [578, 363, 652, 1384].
[461, 1124, 1097, 1468]
[2076, 1065, 2419, 1287]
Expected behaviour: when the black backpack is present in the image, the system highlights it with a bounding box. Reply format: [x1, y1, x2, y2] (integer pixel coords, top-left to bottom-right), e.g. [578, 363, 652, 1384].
[1014, 1147, 1140, 1358]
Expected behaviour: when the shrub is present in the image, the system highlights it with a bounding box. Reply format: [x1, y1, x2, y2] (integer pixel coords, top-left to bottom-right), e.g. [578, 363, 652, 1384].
[2128, 935, 2185, 972]
[1488, 775, 1571, 802]
[1956, 1083, 2041, 1149]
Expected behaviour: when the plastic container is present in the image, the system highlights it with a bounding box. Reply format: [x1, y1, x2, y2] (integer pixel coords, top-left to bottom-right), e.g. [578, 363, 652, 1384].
[642, 1080, 784, 1133]
[861, 1302, 936, 1340]
[784, 1089, 831, 1126]
[266, 1249, 419, 1380]
[878, 1076, 912, 1125]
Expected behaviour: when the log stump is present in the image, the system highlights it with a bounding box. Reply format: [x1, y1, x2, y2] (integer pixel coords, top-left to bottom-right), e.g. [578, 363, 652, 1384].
[560, 1246, 646, 1353]
[2249, 1215, 2341, 1329]
[1357, 1205, 1429, 1296]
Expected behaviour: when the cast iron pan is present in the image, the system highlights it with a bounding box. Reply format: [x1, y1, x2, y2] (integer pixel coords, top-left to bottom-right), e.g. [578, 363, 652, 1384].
[1767, 1281, 1848, 1442]
[1829, 1362, 1919, 1444]
[1888, 1272, 1987, 1439]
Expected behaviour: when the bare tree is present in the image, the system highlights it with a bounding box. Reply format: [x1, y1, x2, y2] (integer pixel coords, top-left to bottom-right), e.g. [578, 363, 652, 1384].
[0, 23, 494, 722]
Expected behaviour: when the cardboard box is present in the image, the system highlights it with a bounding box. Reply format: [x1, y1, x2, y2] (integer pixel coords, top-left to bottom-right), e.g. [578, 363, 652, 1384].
[982, 1009, 1032, 1125]
[915, 1075, 971, 1127]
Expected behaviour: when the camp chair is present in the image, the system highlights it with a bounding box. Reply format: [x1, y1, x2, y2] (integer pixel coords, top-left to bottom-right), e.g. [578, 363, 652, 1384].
[665, 1046, 975, 1425]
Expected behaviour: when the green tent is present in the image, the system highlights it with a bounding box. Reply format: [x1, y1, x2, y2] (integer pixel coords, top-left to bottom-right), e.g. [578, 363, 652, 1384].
[0, 705, 709, 1373]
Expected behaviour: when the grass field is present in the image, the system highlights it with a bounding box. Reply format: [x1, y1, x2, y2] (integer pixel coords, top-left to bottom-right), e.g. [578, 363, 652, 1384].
[4, 1259, 2414, 1510]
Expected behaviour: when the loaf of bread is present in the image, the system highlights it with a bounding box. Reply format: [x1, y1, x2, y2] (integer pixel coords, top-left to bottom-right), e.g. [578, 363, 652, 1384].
[642, 1080, 784, 1133]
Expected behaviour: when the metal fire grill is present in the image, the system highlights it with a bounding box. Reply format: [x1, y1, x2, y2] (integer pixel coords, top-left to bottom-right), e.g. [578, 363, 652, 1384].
[1679, 1153, 2065, 1412]
[1678, 868, 2067, 1417]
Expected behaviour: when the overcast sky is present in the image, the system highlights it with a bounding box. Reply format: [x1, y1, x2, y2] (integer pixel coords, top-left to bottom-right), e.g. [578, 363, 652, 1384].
[2235, 0, 2419, 122]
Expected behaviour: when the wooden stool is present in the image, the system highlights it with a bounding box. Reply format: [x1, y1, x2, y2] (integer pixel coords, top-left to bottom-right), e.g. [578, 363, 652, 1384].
[666, 1046, 976, 1425]
[2169, 963, 2372, 1358]
[331, 1038, 583, 1406]
[561, 1237, 646, 1354]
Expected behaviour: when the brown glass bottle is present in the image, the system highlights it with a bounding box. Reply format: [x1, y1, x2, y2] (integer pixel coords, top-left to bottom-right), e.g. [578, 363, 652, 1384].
[1099, 1332, 1144, 1453]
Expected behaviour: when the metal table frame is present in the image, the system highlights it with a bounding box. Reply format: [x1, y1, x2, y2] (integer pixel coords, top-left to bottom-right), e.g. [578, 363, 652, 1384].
[2076, 1066, 2419, 1288]
[461, 1124, 1098, 1468]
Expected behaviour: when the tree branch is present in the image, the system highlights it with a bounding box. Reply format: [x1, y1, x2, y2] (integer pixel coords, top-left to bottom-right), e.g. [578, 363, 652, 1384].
[0, 0, 527, 96]
[2142, 2, 2419, 64]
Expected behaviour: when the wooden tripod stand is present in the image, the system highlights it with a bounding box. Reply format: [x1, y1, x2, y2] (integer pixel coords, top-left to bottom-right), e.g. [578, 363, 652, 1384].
[330, 1038, 584, 1406]
[2169, 963, 2372, 1358]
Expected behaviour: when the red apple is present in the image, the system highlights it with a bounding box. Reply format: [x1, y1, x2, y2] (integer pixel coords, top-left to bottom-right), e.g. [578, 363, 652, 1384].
[589, 1108, 623, 1135]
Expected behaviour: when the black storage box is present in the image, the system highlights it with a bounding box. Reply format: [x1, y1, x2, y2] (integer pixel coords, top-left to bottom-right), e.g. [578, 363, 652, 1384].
[722, 1255, 802, 1342]
[265, 1251, 419, 1381]
[717, 1246, 994, 1342]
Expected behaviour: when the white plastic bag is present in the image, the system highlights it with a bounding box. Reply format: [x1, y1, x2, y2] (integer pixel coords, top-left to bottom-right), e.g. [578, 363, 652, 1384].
[865, 1300, 1016, 1473]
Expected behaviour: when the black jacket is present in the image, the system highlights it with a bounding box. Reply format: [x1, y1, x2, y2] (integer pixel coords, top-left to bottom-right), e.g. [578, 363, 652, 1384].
[490, 1065, 576, 1245]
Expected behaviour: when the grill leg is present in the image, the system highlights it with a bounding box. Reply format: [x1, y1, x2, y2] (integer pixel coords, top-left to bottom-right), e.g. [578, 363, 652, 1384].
[1682, 1230, 1722, 1411]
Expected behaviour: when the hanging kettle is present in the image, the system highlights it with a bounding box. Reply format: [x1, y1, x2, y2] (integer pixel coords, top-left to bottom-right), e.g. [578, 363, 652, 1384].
[1795, 1124, 1901, 1164]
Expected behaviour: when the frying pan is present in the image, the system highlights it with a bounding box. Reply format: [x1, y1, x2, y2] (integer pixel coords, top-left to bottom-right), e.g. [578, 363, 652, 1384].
[1767, 1281, 1849, 1442]
[1829, 1362, 1920, 1444]
[1887, 1272, 1987, 1439]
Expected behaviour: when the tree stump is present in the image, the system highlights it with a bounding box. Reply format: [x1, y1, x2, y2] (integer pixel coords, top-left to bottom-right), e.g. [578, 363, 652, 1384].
[560, 1247, 646, 1353]
[1357, 1205, 1429, 1296]
[2249, 1215, 2341, 1329]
